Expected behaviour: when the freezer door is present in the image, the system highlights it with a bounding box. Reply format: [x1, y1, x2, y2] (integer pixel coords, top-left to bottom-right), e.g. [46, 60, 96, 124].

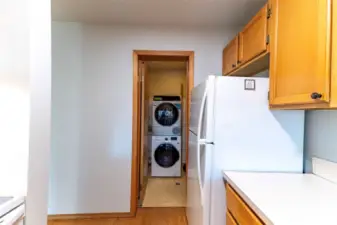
[189, 76, 215, 138]
[190, 83, 206, 134]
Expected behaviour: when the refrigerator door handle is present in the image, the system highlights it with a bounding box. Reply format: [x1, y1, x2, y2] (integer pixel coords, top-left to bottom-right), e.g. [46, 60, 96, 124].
[196, 84, 208, 207]
[199, 139, 214, 145]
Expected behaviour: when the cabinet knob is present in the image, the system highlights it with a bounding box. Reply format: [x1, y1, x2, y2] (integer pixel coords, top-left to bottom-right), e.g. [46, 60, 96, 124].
[237, 60, 242, 64]
[311, 92, 322, 100]
[232, 64, 236, 68]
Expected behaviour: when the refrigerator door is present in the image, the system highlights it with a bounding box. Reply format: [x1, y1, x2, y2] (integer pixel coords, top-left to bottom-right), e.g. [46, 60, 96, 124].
[186, 131, 203, 225]
[187, 76, 215, 225]
[187, 133, 213, 225]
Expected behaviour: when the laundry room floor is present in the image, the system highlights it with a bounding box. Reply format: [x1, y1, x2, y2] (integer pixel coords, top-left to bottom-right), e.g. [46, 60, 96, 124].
[142, 175, 186, 207]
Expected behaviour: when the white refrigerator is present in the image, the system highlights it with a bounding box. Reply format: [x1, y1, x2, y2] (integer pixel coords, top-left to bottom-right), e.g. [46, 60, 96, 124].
[187, 76, 304, 225]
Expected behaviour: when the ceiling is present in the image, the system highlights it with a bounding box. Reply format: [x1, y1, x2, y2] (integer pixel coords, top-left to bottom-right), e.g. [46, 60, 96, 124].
[52, 0, 267, 27]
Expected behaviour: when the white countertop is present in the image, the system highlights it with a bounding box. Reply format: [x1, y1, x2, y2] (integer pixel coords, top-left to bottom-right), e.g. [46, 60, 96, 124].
[223, 171, 337, 225]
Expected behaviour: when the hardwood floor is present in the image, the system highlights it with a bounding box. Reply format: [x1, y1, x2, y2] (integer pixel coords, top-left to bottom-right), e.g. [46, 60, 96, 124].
[49, 208, 187, 225]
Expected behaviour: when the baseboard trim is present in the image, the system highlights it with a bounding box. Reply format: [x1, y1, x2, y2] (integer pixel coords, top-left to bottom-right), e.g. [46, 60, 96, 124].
[48, 212, 133, 220]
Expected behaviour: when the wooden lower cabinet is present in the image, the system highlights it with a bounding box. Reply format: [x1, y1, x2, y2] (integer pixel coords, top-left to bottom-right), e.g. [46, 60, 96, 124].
[226, 183, 264, 225]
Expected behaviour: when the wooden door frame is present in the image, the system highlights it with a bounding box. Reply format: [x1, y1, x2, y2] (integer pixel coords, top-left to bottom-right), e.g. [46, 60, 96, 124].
[131, 50, 194, 215]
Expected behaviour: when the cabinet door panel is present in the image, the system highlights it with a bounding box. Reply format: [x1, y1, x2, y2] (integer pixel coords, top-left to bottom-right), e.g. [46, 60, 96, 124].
[223, 36, 239, 75]
[331, 0, 337, 107]
[239, 4, 268, 64]
[269, 0, 331, 105]
[226, 184, 263, 225]
[226, 211, 237, 225]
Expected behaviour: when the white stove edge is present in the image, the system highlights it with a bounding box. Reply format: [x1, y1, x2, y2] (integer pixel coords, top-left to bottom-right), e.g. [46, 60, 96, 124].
[312, 157, 337, 184]
[222, 172, 273, 225]
[0, 204, 25, 225]
[0, 196, 25, 223]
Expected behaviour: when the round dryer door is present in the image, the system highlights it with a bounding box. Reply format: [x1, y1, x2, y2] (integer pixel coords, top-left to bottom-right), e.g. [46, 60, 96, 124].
[154, 103, 179, 126]
[154, 143, 180, 168]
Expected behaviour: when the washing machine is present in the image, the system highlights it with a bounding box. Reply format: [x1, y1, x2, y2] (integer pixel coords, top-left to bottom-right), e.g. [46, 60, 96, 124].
[151, 136, 181, 177]
[152, 96, 181, 136]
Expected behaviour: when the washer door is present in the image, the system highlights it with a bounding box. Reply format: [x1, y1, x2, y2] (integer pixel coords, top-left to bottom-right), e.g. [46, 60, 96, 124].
[154, 143, 180, 168]
[154, 103, 179, 126]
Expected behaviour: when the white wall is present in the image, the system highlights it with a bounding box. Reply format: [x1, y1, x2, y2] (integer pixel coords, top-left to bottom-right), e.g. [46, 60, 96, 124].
[304, 111, 337, 172]
[50, 22, 236, 214]
[1, 1, 51, 224]
[146, 68, 186, 97]
[26, 0, 52, 224]
[251, 70, 337, 174]
[49, 23, 82, 214]
[0, 0, 30, 196]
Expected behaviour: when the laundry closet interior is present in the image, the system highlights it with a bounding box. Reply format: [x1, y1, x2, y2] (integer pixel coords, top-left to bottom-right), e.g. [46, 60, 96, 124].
[136, 53, 191, 208]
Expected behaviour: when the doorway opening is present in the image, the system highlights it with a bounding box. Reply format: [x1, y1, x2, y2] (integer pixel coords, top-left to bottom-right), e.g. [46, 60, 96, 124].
[131, 51, 194, 214]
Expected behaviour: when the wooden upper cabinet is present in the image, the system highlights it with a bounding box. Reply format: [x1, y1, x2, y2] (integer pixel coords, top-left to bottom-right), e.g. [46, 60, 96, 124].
[331, 0, 337, 108]
[223, 4, 269, 77]
[223, 36, 239, 75]
[239, 4, 268, 64]
[226, 211, 237, 225]
[269, 0, 332, 106]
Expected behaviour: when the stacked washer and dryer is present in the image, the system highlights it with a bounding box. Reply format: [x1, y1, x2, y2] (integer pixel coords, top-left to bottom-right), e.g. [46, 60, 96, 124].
[150, 96, 182, 177]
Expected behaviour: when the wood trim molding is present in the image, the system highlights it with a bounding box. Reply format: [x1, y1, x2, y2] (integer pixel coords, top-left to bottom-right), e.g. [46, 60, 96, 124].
[131, 51, 140, 216]
[186, 52, 194, 179]
[48, 212, 132, 220]
[134, 50, 194, 57]
[131, 50, 194, 216]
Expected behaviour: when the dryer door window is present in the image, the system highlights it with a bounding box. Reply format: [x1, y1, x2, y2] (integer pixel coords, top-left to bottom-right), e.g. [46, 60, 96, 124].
[155, 103, 179, 126]
[154, 143, 180, 168]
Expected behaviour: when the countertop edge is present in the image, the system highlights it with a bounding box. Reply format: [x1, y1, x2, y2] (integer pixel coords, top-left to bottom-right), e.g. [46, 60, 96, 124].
[223, 171, 273, 225]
